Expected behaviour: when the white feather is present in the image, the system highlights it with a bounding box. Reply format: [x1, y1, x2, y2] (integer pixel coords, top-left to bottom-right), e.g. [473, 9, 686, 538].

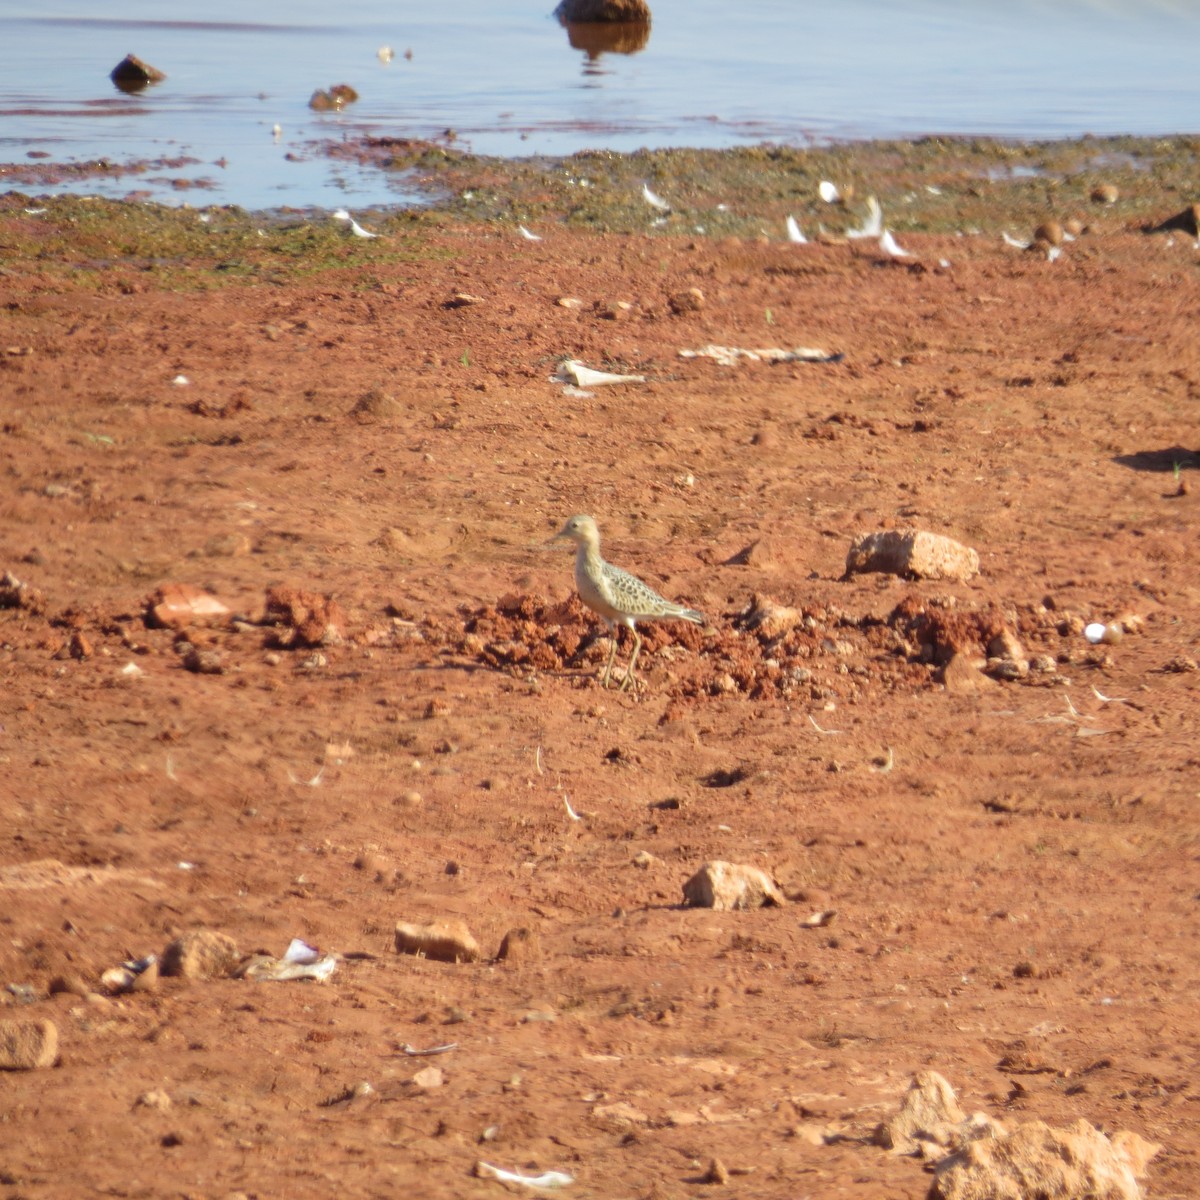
[847, 195, 883, 239]
[786, 215, 807, 244]
[879, 229, 912, 258]
[642, 183, 671, 211]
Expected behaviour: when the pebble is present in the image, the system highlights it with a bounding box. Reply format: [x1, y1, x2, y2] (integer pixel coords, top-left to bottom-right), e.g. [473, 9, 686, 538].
[0, 1018, 58, 1070]
[682, 861, 785, 911]
[1034, 220, 1064, 247]
[845, 529, 980, 583]
[668, 287, 705, 315]
[394, 918, 481, 963]
[160, 930, 241, 980]
[411, 1066, 444, 1089]
[496, 927, 541, 963]
[702, 1158, 730, 1185]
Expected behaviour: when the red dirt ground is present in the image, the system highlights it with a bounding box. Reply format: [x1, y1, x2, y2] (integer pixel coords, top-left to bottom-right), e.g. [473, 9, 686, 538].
[1, 199, 1198, 1199]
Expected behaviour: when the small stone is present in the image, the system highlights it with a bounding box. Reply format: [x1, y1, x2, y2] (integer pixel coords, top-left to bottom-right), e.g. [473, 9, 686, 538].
[136, 1089, 173, 1111]
[160, 931, 241, 980]
[110, 54, 166, 89]
[496, 927, 541, 963]
[712, 672, 738, 695]
[48, 973, 90, 998]
[1063, 217, 1085, 237]
[734, 593, 802, 637]
[986, 628, 1025, 663]
[682, 861, 785, 911]
[556, 296, 584, 310]
[394, 919, 481, 963]
[934, 1117, 1159, 1200]
[0, 1019, 58, 1070]
[938, 652, 994, 694]
[351, 389, 403, 421]
[876, 1071, 965, 1154]
[702, 1158, 730, 1185]
[632, 850, 657, 869]
[668, 287, 705, 315]
[1114, 612, 1145, 636]
[1034, 220, 1064, 247]
[203, 533, 252, 558]
[412, 1066, 444, 1089]
[147, 583, 230, 630]
[845, 529, 980, 582]
[182, 645, 224, 674]
[309, 84, 358, 111]
[987, 656, 1028, 681]
[263, 585, 344, 648]
[1090, 184, 1119, 205]
[130, 958, 159, 993]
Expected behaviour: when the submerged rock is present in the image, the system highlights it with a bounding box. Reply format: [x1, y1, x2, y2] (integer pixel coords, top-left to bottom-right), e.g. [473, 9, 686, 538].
[110, 54, 166, 91]
[555, 0, 651, 21]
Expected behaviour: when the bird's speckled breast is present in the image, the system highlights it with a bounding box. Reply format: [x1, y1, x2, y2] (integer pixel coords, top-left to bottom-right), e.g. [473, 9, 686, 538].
[575, 547, 623, 624]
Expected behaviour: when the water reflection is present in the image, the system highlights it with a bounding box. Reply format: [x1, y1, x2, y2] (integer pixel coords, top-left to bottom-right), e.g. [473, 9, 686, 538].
[562, 20, 651, 72]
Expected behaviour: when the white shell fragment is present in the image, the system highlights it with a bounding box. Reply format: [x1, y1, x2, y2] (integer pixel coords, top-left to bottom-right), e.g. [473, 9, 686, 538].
[554, 360, 645, 387]
[641, 183, 671, 211]
[332, 208, 379, 239]
[1002, 231, 1032, 249]
[476, 1162, 574, 1189]
[377, 45, 395, 63]
[1084, 623, 1107, 644]
[818, 180, 840, 203]
[518, 224, 543, 241]
[786, 215, 807, 243]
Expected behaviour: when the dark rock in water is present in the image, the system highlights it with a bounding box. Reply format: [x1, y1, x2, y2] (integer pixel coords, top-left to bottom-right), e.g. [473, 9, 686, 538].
[310, 84, 360, 112]
[565, 20, 652, 57]
[110, 53, 166, 93]
[555, 0, 651, 22]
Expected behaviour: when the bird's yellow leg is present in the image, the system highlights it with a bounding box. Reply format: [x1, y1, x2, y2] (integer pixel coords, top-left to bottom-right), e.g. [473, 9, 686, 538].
[600, 633, 619, 688]
[619, 629, 643, 692]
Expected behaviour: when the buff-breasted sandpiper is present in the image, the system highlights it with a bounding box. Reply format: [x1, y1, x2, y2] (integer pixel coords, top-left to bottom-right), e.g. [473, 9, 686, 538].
[553, 514, 704, 691]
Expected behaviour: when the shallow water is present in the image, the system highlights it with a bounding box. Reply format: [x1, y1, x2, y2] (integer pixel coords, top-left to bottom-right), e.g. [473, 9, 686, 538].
[1, 0, 1198, 210]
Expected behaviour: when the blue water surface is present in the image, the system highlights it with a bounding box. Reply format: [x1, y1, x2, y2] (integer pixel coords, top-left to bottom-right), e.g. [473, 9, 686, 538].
[0, 0, 1197, 208]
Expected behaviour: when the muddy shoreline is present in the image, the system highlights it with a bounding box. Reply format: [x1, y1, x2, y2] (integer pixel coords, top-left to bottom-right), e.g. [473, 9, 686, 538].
[1, 135, 1198, 1198]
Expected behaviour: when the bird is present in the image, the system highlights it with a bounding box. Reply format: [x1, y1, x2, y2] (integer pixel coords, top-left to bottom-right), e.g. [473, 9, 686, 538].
[552, 514, 704, 691]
